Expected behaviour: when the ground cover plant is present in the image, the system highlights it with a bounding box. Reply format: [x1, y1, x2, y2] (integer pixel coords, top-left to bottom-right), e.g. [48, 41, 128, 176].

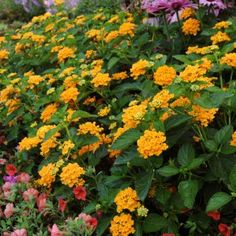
[1, 0, 236, 235]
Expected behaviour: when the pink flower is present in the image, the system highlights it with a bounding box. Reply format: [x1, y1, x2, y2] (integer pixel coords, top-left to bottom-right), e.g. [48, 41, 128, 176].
[4, 203, 14, 218]
[36, 193, 47, 212]
[23, 188, 39, 202]
[73, 186, 86, 201]
[17, 173, 30, 183]
[6, 164, 17, 176]
[10, 229, 27, 236]
[2, 182, 15, 198]
[49, 224, 64, 236]
[58, 198, 67, 213]
[199, 0, 226, 15]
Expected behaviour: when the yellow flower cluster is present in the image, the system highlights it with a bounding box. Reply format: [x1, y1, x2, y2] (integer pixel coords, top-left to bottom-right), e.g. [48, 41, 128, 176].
[182, 18, 200, 36]
[105, 31, 119, 43]
[112, 71, 128, 80]
[0, 49, 9, 60]
[114, 187, 140, 213]
[57, 47, 76, 63]
[40, 103, 58, 122]
[18, 137, 41, 151]
[186, 45, 219, 55]
[86, 29, 103, 41]
[230, 131, 236, 146]
[220, 53, 236, 67]
[170, 96, 191, 108]
[179, 59, 212, 83]
[189, 105, 218, 127]
[180, 7, 195, 20]
[154, 65, 176, 86]
[137, 130, 168, 158]
[130, 59, 149, 79]
[40, 138, 57, 156]
[77, 122, 104, 137]
[60, 163, 85, 187]
[37, 163, 57, 188]
[122, 102, 148, 128]
[149, 90, 174, 109]
[213, 21, 231, 29]
[110, 213, 135, 236]
[36, 125, 59, 139]
[210, 31, 230, 45]
[27, 75, 44, 88]
[119, 22, 136, 37]
[98, 107, 111, 117]
[60, 140, 75, 155]
[91, 72, 111, 87]
[60, 87, 79, 103]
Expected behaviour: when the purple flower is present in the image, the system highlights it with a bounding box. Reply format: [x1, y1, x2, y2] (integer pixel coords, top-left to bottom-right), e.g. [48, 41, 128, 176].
[199, 0, 226, 15]
[14, 0, 41, 12]
[142, 0, 170, 13]
[3, 175, 17, 183]
[142, 0, 195, 14]
[65, 0, 81, 8]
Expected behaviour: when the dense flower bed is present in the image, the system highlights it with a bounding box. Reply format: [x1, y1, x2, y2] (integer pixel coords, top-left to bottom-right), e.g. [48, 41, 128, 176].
[1, 1, 236, 235]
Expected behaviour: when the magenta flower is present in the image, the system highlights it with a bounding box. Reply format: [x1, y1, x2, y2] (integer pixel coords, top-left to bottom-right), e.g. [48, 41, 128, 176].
[142, 0, 170, 13]
[142, 0, 196, 23]
[199, 0, 226, 15]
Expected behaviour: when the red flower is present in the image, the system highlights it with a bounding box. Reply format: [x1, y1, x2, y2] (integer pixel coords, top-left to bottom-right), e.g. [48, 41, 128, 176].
[73, 186, 86, 201]
[162, 234, 175, 236]
[218, 223, 231, 236]
[207, 210, 220, 221]
[58, 198, 67, 213]
[6, 164, 17, 176]
[86, 217, 98, 229]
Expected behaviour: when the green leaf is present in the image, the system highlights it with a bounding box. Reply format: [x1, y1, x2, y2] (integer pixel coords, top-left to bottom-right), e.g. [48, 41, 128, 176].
[177, 143, 195, 166]
[158, 166, 179, 177]
[72, 110, 97, 119]
[173, 55, 191, 64]
[196, 92, 233, 108]
[143, 214, 168, 233]
[83, 202, 97, 214]
[96, 216, 113, 236]
[178, 180, 199, 209]
[214, 125, 233, 145]
[156, 189, 171, 205]
[204, 140, 218, 152]
[44, 125, 62, 140]
[108, 57, 119, 70]
[206, 192, 232, 212]
[229, 165, 236, 192]
[135, 170, 154, 201]
[187, 157, 206, 170]
[135, 222, 143, 236]
[111, 129, 141, 150]
[220, 144, 236, 154]
[165, 114, 191, 131]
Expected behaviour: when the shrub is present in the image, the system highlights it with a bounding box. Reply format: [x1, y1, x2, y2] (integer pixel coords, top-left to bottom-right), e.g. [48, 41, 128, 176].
[1, 2, 236, 235]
